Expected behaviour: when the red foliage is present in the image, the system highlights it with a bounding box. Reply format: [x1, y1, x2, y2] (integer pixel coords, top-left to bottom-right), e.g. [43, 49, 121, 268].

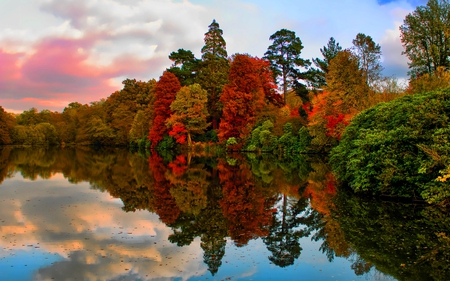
[167, 155, 188, 176]
[303, 172, 337, 216]
[290, 107, 300, 117]
[218, 54, 270, 142]
[168, 123, 187, 144]
[149, 71, 181, 148]
[148, 154, 180, 224]
[218, 158, 274, 246]
[324, 113, 349, 140]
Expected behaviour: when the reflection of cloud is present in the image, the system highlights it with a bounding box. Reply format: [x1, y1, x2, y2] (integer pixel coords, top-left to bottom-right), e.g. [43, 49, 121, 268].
[0, 173, 207, 280]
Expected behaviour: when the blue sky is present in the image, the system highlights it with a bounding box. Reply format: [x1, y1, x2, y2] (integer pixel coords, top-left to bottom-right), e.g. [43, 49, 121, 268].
[0, 0, 427, 112]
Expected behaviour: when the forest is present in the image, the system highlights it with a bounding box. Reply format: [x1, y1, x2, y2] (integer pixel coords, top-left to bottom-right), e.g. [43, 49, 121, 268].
[1, 0, 450, 205]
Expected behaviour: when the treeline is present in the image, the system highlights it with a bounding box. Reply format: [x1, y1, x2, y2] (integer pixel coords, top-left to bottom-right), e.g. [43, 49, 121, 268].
[2, 0, 450, 156]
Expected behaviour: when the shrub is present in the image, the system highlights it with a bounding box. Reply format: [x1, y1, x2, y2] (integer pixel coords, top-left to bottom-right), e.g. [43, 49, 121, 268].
[330, 89, 450, 204]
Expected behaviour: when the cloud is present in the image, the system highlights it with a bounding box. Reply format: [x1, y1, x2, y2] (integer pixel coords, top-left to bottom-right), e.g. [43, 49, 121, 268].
[0, 174, 207, 280]
[0, 0, 211, 112]
[0, 0, 424, 112]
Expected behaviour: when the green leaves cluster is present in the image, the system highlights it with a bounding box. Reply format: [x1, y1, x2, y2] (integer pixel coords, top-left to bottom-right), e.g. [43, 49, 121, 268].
[330, 89, 450, 204]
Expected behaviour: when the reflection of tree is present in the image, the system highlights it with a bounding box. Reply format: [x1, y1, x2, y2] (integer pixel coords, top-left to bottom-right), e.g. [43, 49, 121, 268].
[263, 195, 311, 267]
[333, 191, 450, 280]
[167, 155, 209, 216]
[0, 146, 13, 184]
[149, 153, 180, 224]
[218, 157, 275, 246]
[167, 159, 228, 276]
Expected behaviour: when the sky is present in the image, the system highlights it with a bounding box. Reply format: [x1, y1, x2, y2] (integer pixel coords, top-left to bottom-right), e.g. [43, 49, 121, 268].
[0, 0, 427, 113]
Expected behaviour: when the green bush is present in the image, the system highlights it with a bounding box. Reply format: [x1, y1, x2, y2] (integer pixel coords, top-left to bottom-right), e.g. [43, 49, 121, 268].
[330, 89, 450, 204]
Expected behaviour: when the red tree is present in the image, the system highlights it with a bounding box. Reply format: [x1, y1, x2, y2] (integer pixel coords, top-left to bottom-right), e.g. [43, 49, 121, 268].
[148, 71, 181, 148]
[218, 54, 272, 142]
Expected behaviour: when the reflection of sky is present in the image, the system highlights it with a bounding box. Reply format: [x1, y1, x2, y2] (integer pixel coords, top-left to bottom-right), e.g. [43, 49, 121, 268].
[0, 172, 395, 281]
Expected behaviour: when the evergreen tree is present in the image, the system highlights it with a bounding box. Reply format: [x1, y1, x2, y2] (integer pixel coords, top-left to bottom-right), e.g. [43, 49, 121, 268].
[198, 19, 230, 129]
[310, 37, 342, 89]
[167, 48, 200, 86]
[264, 29, 311, 104]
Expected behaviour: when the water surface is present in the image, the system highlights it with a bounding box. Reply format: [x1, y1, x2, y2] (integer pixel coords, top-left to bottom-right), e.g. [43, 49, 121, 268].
[0, 147, 448, 280]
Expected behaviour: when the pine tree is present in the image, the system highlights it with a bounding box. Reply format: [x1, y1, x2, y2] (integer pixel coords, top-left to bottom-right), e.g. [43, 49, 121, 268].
[198, 19, 230, 129]
[264, 29, 310, 104]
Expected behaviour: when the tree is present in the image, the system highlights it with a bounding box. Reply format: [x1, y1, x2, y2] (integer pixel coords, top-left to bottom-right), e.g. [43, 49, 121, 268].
[351, 33, 383, 85]
[218, 54, 268, 143]
[167, 48, 200, 86]
[310, 37, 342, 89]
[148, 71, 181, 149]
[0, 106, 15, 145]
[198, 19, 230, 129]
[400, 0, 450, 77]
[264, 29, 310, 104]
[308, 50, 369, 150]
[166, 84, 210, 147]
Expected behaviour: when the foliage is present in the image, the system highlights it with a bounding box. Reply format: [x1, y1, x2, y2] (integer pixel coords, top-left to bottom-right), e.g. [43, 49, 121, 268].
[330, 89, 450, 204]
[407, 66, 450, 94]
[351, 33, 383, 86]
[198, 19, 229, 129]
[309, 37, 342, 89]
[400, 0, 450, 77]
[218, 54, 269, 143]
[166, 84, 210, 146]
[149, 71, 181, 149]
[264, 28, 310, 103]
[0, 106, 15, 145]
[167, 48, 200, 86]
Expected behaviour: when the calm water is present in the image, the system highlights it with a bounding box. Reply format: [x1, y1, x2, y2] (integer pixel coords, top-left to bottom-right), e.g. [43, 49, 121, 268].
[0, 147, 448, 281]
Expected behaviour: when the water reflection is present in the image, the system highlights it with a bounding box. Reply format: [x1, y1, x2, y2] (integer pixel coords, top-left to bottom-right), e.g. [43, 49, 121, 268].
[0, 147, 448, 280]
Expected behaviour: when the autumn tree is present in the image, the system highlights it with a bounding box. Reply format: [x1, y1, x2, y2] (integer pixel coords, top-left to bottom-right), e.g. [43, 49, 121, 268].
[198, 19, 230, 129]
[0, 106, 15, 145]
[148, 71, 181, 149]
[105, 78, 156, 145]
[407, 66, 450, 93]
[264, 29, 310, 104]
[351, 33, 383, 85]
[166, 84, 210, 147]
[168, 48, 201, 86]
[310, 37, 342, 89]
[308, 50, 369, 150]
[400, 0, 450, 77]
[218, 54, 268, 143]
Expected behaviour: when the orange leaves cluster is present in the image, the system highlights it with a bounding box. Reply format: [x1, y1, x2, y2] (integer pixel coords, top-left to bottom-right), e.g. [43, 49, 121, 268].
[218, 54, 276, 142]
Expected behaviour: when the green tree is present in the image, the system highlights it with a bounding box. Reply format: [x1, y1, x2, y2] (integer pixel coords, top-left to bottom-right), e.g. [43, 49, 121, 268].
[310, 37, 342, 89]
[351, 33, 383, 85]
[166, 84, 210, 147]
[400, 0, 450, 77]
[264, 29, 310, 104]
[198, 19, 229, 129]
[168, 48, 200, 86]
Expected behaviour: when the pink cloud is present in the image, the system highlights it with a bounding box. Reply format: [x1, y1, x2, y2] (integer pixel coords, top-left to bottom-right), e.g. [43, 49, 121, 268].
[0, 35, 166, 113]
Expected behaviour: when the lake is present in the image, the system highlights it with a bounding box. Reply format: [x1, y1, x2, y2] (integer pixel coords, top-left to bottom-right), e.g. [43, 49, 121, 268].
[0, 147, 448, 281]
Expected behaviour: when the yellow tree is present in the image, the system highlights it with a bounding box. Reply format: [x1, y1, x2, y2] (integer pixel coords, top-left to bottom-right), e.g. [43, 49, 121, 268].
[166, 84, 210, 147]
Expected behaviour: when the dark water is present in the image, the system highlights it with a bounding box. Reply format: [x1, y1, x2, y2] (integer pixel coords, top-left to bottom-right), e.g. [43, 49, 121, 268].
[0, 147, 448, 281]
